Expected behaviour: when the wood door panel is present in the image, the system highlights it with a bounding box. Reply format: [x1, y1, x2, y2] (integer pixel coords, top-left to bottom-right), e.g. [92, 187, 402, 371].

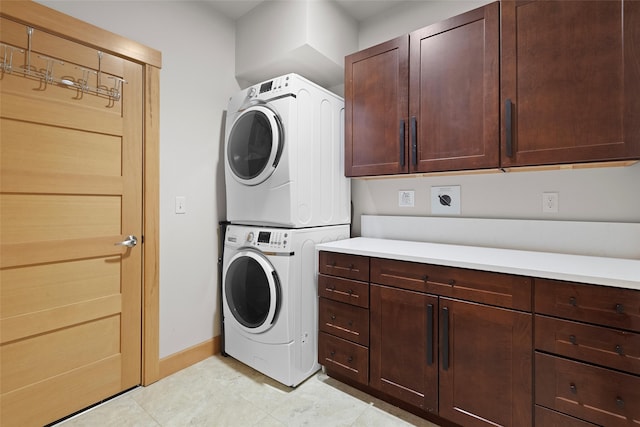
[1, 119, 122, 176]
[0, 194, 121, 243]
[1, 355, 122, 427]
[345, 35, 409, 176]
[0, 86, 123, 132]
[501, 0, 640, 165]
[1, 257, 120, 318]
[1, 13, 143, 426]
[410, 2, 499, 172]
[1, 316, 120, 392]
[1, 294, 122, 344]
[370, 284, 438, 412]
[439, 298, 532, 427]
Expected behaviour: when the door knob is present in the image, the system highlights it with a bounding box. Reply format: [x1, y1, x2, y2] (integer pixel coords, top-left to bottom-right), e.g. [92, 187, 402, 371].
[115, 235, 138, 248]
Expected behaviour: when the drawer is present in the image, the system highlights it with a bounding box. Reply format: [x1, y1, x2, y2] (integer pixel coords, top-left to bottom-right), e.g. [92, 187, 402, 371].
[370, 257, 532, 311]
[535, 406, 599, 427]
[318, 332, 368, 385]
[319, 297, 369, 346]
[319, 251, 369, 281]
[318, 274, 369, 308]
[535, 279, 640, 332]
[535, 352, 640, 427]
[536, 315, 640, 375]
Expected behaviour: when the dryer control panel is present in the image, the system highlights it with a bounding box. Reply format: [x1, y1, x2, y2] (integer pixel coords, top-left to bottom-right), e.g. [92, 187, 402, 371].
[247, 75, 291, 100]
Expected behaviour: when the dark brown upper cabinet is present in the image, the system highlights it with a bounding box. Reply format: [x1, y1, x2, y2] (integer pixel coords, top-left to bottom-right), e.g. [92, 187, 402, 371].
[344, 2, 500, 177]
[500, 0, 640, 167]
[345, 35, 409, 177]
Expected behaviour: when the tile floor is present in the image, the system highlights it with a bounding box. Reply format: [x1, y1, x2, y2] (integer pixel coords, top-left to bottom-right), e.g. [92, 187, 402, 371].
[54, 355, 441, 427]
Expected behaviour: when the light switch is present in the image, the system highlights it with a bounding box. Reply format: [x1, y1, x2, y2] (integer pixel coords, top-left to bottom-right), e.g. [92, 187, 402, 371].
[175, 196, 186, 214]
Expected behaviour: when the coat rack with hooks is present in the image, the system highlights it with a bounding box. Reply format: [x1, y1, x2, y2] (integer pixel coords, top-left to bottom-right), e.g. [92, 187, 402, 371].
[0, 26, 126, 102]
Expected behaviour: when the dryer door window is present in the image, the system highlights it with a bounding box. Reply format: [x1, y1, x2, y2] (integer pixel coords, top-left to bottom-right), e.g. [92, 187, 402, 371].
[227, 105, 284, 186]
[224, 250, 281, 334]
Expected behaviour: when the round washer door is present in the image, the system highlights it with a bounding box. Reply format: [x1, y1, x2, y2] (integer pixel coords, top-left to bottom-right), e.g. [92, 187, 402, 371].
[226, 105, 284, 186]
[224, 249, 281, 334]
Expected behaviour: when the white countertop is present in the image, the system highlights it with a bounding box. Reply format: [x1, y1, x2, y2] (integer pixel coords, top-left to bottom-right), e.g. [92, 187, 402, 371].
[316, 237, 640, 291]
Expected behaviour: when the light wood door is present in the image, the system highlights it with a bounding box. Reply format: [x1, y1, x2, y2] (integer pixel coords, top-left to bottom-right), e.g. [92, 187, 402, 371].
[1, 18, 143, 427]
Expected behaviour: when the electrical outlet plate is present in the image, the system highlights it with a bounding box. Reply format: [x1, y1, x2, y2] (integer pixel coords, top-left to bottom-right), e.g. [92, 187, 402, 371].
[398, 190, 415, 207]
[431, 186, 461, 215]
[542, 192, 559, 213]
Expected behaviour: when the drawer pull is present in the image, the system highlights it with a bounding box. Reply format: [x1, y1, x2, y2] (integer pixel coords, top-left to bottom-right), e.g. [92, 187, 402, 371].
[348, 320, 353, 327]
[616, 397, 625, 408]
[330, 314, 336, 320]
[348, 356, 353, 363]
[569, 297, 577, 307]
[422, 275, 429, 282]
[330, 350, 336, 357]
[569, 383, 577, 394]
[348, 289, 354, 296]
[330, 261, 337, 267]
[615, 303, 624, 314]
[349, 264, 355, 270]
[448, 279, 455, 286]
[615, 344, 624, 355]
[569, 335, 577, 345]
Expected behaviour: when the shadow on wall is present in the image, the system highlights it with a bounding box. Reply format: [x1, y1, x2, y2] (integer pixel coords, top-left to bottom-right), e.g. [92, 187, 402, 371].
[217, 110, 227, 221]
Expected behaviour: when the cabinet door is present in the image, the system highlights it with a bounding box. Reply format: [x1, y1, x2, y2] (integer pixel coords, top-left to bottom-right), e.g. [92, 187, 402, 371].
[501, 0, 640, 166]
[370, 284, 438, 412]
[409, 2, 499, 172]
[439, 298, 532, 427]
[345, 35, 409, 177]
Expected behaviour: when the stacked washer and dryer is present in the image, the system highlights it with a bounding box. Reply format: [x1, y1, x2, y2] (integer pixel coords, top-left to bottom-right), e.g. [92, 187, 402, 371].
[222, 74, 350, 387]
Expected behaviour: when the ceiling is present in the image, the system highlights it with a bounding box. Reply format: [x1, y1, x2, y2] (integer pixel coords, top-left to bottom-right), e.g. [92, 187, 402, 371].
[205, 0, 409, 22]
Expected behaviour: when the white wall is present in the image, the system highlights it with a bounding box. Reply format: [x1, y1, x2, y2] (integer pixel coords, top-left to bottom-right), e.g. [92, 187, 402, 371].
[38, 0, 239, 358]
[350, 0, 640, 236]
[235, 0, 357, 88]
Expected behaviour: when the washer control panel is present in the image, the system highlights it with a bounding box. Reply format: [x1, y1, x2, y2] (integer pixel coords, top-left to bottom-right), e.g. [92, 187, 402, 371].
[226, 225, 291, 252]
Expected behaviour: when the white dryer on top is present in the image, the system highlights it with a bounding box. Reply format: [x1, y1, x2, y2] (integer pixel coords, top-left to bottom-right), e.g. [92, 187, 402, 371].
[224, 73, 350, 228]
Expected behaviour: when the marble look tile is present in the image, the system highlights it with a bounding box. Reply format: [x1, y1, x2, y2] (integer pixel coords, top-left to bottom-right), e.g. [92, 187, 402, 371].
[52, 355, 442, 427]
[56, 394, 159, 427]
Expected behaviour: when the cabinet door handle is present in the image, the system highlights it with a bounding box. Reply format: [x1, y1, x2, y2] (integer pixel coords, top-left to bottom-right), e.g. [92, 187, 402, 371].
[427, 304, 434, 366]
[399, 119, 406, 167]
[410, 116, 417, 166]
[442, 306, 449, 371]
[505, 99, 513, 157]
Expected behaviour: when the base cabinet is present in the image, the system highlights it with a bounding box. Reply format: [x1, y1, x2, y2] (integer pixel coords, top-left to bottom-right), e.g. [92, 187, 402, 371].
[439, 298, 532, 427]
[533, 279, 640, 426]
[370, 285, 438, 412]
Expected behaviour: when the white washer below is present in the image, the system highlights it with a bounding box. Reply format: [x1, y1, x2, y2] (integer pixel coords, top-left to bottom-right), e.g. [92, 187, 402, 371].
[222, 224, 350, 387]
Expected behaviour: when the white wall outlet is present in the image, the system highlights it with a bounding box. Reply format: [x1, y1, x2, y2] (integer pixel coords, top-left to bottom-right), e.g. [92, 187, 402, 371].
[399, 190, 415, 207]
[175, 196, 187, 214]
[542, 192, 559, 213]
[431, 186, 461, 215]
